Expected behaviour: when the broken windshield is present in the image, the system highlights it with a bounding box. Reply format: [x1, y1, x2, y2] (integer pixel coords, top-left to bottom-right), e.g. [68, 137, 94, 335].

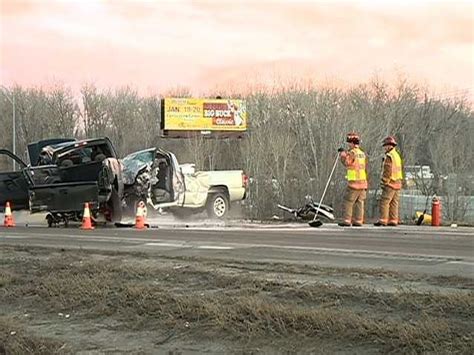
[121, 150, 155, 185]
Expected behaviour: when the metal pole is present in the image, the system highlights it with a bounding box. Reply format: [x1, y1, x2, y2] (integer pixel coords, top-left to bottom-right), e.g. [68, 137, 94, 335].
[12, 95, 16, 171]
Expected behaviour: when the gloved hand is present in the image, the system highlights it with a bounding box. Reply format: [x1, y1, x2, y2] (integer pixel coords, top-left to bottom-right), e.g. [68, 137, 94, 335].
[337, 147, 345, 153]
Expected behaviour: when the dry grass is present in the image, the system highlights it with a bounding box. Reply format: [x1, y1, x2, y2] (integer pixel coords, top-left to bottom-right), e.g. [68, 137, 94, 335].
[428, 275, 474, 289]
[0, 317, 68, 354]
[1, 246, 473, 353]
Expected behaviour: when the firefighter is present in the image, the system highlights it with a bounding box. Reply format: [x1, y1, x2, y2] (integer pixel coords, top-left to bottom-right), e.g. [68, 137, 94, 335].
[374, 136, 403, 226]
[338, 132, 368, 227]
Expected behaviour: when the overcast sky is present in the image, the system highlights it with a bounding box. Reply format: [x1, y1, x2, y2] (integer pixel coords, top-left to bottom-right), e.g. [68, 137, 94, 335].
[1, 0, 473, 98]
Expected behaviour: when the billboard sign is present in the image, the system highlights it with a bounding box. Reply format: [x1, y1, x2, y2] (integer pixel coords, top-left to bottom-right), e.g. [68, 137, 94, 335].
[162, 98, 248, 133]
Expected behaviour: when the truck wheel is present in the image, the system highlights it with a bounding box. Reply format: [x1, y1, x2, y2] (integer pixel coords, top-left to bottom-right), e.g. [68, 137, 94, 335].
[108, 189, 123, 223]
[206, 193, 229, 219]
[98, 164, 113, 192]
[46, 214, 54, 228]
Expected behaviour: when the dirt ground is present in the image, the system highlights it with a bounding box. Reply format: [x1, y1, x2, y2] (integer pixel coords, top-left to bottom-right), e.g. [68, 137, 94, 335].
[1, 245, 473, 354]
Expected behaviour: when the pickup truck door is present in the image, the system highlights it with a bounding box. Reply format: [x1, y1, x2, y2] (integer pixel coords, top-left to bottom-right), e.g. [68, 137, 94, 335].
[0, 149, 29, 210]
[179, 173, 209, 207]
[159, 150, 185, 205]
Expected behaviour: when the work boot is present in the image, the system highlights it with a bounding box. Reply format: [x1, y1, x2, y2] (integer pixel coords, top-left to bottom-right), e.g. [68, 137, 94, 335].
[352, 222, 363, 227]
[338, 222, 351, 227]
[374, 221, 387, 227]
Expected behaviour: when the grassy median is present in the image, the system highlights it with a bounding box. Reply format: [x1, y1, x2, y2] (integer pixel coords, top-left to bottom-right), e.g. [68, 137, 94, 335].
[1, 245, 473, 353]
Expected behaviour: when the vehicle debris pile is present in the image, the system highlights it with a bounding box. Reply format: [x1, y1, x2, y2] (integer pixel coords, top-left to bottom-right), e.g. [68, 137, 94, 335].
[277, 196, 335, 222]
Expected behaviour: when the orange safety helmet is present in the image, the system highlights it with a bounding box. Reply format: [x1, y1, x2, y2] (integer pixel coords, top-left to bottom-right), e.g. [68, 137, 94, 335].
[346, 132, 360, 144]
[382, 136, 397, 146]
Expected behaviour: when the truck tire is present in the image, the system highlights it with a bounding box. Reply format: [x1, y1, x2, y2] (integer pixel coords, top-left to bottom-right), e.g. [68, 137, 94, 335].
[98, 164, 112, 190]
[108, 188, 123, 223]
[206, 193, 229, 219]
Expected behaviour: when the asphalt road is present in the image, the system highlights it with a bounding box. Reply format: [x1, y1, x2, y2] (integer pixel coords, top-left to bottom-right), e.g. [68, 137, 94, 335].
[1, 221, 473, 277]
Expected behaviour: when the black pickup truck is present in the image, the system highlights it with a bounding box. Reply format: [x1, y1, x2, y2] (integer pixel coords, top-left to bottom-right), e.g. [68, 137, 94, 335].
[0, 138, 123, 226]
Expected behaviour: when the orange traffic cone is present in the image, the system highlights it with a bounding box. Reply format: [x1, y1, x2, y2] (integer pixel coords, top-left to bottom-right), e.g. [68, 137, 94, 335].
[3, 201, 15, 227]
[81, 202, 94, 230]
[135, 201, 147, 230]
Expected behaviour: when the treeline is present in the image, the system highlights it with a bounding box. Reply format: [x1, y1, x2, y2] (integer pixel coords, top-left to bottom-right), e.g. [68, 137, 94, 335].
[1, 80, 473, 221]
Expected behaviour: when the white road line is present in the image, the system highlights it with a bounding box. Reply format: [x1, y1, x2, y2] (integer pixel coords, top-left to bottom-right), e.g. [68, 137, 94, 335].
[446, 261, 474, 266]
[1, 232, 467, 262]
[189, 227, 335, 232]
[204, 242, 462, 261]
[141, 240, 459, 261]
[144, 243, 233, 250]
[3, 233, 157, 243]
[144, 242, 186, 247]
[179, 226, 474, 236]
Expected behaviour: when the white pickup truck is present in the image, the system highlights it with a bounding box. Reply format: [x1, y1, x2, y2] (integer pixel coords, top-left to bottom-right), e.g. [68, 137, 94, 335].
[121, 148, 248, 219]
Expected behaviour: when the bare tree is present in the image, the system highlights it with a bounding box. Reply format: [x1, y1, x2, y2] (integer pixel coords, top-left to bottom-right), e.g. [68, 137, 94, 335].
[1, 79, 472, 223]
[80, 84, 112, 139]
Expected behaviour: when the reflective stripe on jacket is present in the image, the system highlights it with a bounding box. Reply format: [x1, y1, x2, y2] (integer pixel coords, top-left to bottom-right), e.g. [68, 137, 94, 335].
[383, 148, 403, 190]
[345, 147, 368, 190]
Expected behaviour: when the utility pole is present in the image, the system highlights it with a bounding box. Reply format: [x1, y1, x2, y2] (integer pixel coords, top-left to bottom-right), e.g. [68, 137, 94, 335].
[0, 86, 16, 170]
